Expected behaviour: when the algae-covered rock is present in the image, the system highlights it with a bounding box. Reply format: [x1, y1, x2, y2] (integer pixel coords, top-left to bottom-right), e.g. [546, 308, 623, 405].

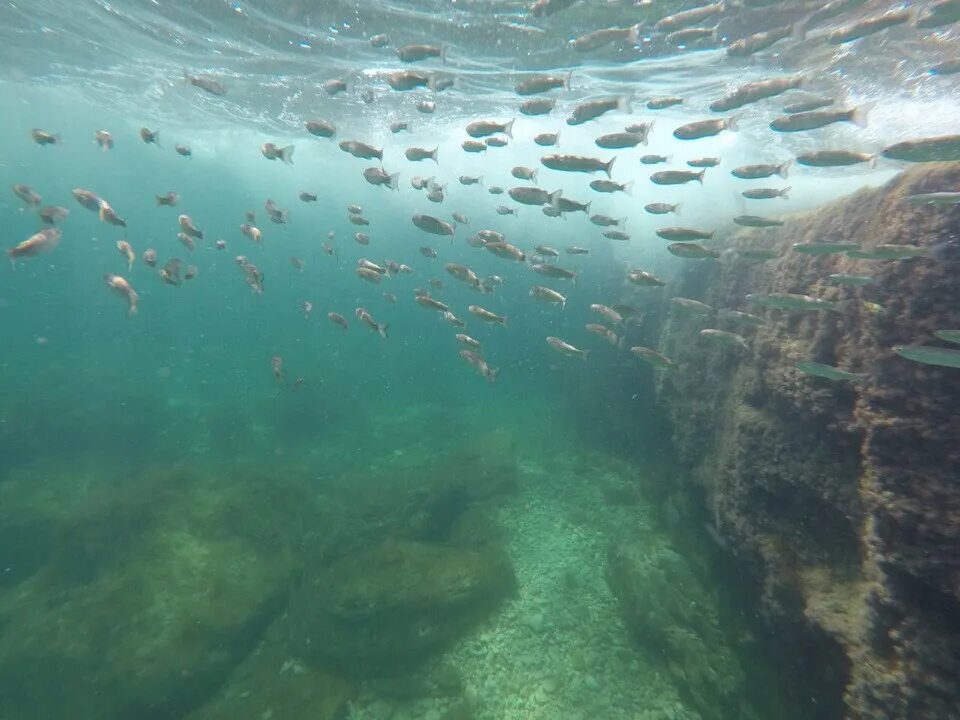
[607, 540, 744, 719]
[292, 539, 515, 676]
[0, 466, 312, 720]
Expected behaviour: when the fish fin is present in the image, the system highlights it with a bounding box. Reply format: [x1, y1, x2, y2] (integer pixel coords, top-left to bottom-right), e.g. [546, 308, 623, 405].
[583, 201, 592, 215]
[618, 216, 628, 228]
[726, 115, 739, 131]
[389, 172, 400, 191]
[500, 316, 508, 327]
[697, 169, 705, 184]
[572, 272, 579, 285]
[617, 95, 632, 114]
[378, 323, 390, 339]
[622, 182, 633, 196]
[503, 119, 514, 139]
[673, 203, 682, 215]
[548, 189, 563, 207]
[780, 186, 791, 199]
[183, 69, 190, 84]
[789, 22, 806, 42]
[869, 154, 878, 169]
[7, 249, 16, 270]
[851, 103, 872, 128]
[564, 70, 573, 91]
[155, 196, 164, 206]
[531, 169, 539, 185]
[627, 23, 642, 46]
[617, 336, 625, 350]
[605, 156, 616, 178]
[280, 146, 295, 164]
[431, 147, 439, 163]
[479, 175, 484, 185]
[555, 131, 560, 149]
[581, 348, 591, 361]
[778, 160, 792, 178]
[441, 46, 447, 64]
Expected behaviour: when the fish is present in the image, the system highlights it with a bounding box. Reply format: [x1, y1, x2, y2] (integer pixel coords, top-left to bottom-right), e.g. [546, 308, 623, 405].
[591, 304, 624, 325]
[177, 232, 195, 252]
[328, 312, 349, 332]
[796, 150, 874, 167]
[627, 269, 665, 287]
[846, 244, 932, 260]
[386, 70, 434, 91]
[420, 247, 438, 258]
[711, 76, 804, 113]
[630, 346, 676, 370]
[516, 73, 570, 95]
[535, 245, 560, 258]
[369, 33, 389, 47]
[590, 179, 632, 195]
[468, 305, 507, 326]
[323, 78, 347, 95]
[595, 132, 646, 149]
[179, 214, 204, 239]
[666, 27, 717, 46]
[12, 184, 41, 207]
[740, 249, 781, 260]
[512, 166, 539, 183]
[356, 267, 382, 284]
[718, 309, 766, 327]
[543, 206, 563, 218]
[73, 188, 104, 211]
[530, 285, 567, 308]
[520, 98, 555, 116]
[795, 361, 866, 381]
[541, 154, 615, 177]
[590, 214, 624, 227]
[906, 191, 960, 205]
[174, 144, 192, 158]
[215, 239, 226, 251]
[485, 137, 508, 148]
[726, 25, 795, 58]
[688, 157, 720, 168]
[139, 127, 160, 146]
[38, 205, 69, 224]
[260, 143, 294, 164]
[31, 128, 61, 145]
[413, 214, 455, 236]
[657, 226, 713, 241]
[445, 262, 481, 288]
[340, 140, 383, 160]
[671, 297, 714, 315]
[453, 213, 469, 225]
[184, 265, 198, 281]
[8, 227, 61, 265]
[117, 240, 135, 270]
[641, 154, 670, 165]
[155, 191, 180, 207]
[555, 197, 590, 215]
[416, 99, 436, 114]
[397, 44, 445, 62]
[462, 140, 487, 153]
[881, 135, 960, 163]
[363, 167, 400, 190]
[459, 175, 483, 185]
[240, 224, 262, 244]
[405, 147, 439, 163]
[390, 122, 410, 134]
[103, 274, 139, 316]
[934, 330, 960, 344]
[534, 132, 561, 147]
[94, 129, 114, 150]
[674, 117, 737, 140]
[546, 336, 590, 359]
[415, 293, 450, 312]
[651, 170, 704, 185]
[791, 242, 860, 255]
[349, 216, 370, 227]
[306, 119, 336, 137]
[731, 161, 791, 180]
[496, 206, 518, 216]
[655, 2, 724, 32]
[827, 8, 914, 44]
[770, 107, 869, 132]
[827, 273, 875, 286]
[98, 202, 127, 227]
[160, 258, 183, 286]
[466, 119, 514, 138]
[530, 0, 579, 17]
[488, 186, 504, 194]
[746, 292, 840, 312]
[532, 263, 576, 281]
[184, 71, 226, 95]
[734, 215, 783, 227]
[569, 25, 639, 53]
[356, 307, 389, 339]
[442, 310, 465, 327]
[604, 230, 630, 241]
[143, 249, 157, 267]
[668, 242, 720, 259]
[456, 333, 482, 350]
[584, 321, 623, 346]
[893, 345, 960, 369]
[354, 233, 370, 246]
[508, 187, 562, 206]
[645, 202, 682, 215]
[647, 97, 684, 110]
[459, 350, 499, 382]
[566, 246, 589, 255]
[742, 187, 790, 200]
[700, 328, 748, 350]
[567, 97, 630, 125]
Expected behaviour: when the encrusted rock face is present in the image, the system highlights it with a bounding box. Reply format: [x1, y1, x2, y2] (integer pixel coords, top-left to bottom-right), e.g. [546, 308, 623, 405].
[654, 163, 960, 720]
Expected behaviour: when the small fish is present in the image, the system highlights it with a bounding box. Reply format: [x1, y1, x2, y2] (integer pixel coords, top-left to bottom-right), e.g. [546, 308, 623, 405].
[179, 214, 204, 239]
[700, 328, 748, 349]
[466, 119, 514, 138]
[459, 349, 499, 382]
[569, 26, 640, 53]
[655, 1, 724, 32]
[566, 246, 589, 255]
[184, 265, 198, 281]
[651, 170, 704, 185]
[530, 0, 579, 17]
[485, 242, 526, 262]
[515, 73, 570, 95]
[155, 191, 180, 207]
[73, 188, 104, 212]
[31, 128, 61, 145]
[791, 242, 860, 255]
[413, 214, 455, 236]
[328, 312, 349, 331]
[103, 274, 139, 316]
[567, 96, 630, 125]
[260, 143, 294, 164]
[99, 202, 127, 227]
[881, 135, 960, 163]
[796, 150, 874, 167]
[12, 184, 41, 207]
[718, 309, 766, 327]
[508, 187, 561, 206]
[671, 297, 713, 315]
[177, 232, 195, 252]
[534, 132, 561, 147]
[306, 119, 336, 138]
[535, 245, 560, 258]
[520, 98, 555, 116]
[512, 166, 539, 183]
[8, 227, 61, 265]
[674, 117, 737, 140]
[299, 191, 318, 202]
[657, 226, 713, 241]
[595, 132, 646, 149]
[442, 310, 465, 327]
[397, 44, 445, 63]
[590, 214, 625, 228]
[907, 192, 960, 205]
[457, 333, 482, 349]
[369, 33, 390, 47]
[453, 213, 469, 225]
[271, 354, 284, 381]
[893, 345, 960, 369]
[734, 215, 783, 227]
[160, 258, 183, 286]
[640, 154, 671, 165]
[462, 140, 487, 153]
[415, 292, 450, 312]
[546, 336, 590, 360]
[215, 239, 226, 250]
[645, 202, 682, 215]
[530, 285, 567, 308]
[143, 249, 157, 267]
[386, 70, 433, 91]
[742, 187, 790, 200]
[468, 305, 507, 326]
[556, 197, 591, 214]
[726, 25, 795, 58]
[710, 76, 805, 112]
[117, 240, 135, 270]
[496, 205, 518, 216]
[356, 267, 383, 284]
[488, 186, 504, 194]
[731, 161, 791, 180]
[140, 127, 161, 146]
[184, 71, 226, 95]
[846, 244, 932, 260]
[604, 230, 630, 241]
[688, 157, 720, 168]
[668, 242, 720, 259]
[740, 249, 781, 260]
[340, 140, 383, 160]
[390, 121, 410, 134]
[630, 346, 676, 370]
[586, 323, 623, 348]
[590, 179, 632, 194]
[796, 361, 866, 381]
[746, 292, 840, 312]
[38, 205, 69, 224]
[95, 129, 114, 150]
[828, 273, 874, 286]
[363, 167, 400, 190]
[459, 175, 483, 186]
[323, 78, 347, 95]
[416, 99, 436, 114]
[420, 247, 438, 258]
[647, 97, 683, 110]
[541, 154, 616, 177]
[445, 262, 481, 288]
[240, 224, 262, 244]
[175, 144, 192, 157]
[591, 304, 624, 325]
[628, 269, 665, 287]
[827, 8, 913, 44]
[770, 107, 869, 133]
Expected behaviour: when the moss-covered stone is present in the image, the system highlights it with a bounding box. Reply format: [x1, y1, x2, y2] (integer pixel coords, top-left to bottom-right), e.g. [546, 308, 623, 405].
[607, 540, 744, 720]
[291, 538, 515, 676]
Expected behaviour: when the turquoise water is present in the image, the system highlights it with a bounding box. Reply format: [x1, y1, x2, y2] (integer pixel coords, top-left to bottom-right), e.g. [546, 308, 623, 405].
[2, 1, 958, 719]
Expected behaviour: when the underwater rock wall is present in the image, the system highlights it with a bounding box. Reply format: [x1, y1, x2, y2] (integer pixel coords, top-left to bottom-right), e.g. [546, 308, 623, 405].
[654, 163, 960, 720]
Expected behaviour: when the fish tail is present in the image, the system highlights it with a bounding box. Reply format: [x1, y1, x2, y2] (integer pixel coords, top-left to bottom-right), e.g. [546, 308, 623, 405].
[780, 186, 791, 199]
[503, 119, 514, 139]
[531, 168, 539, 184]
[378, 323, 389, 340]
[622, 182, 633, 196]
[183, 69, 191, 84]
[499, 316, 508, 327]
[564, 70, 573, 91]
[778, 160, 792, 178]
[697, 169, 705, 184]
[726, 115, 739, 132]
[388, 172, 400, 191]
[617, 336, 625, 350]
[441, 45, 447, 64]
[548, 189, 563, 207]
[604, 156, 616, 178]
[479, 175, 484, 186]
[155, 196, 164, 206]
[431, 147, 439, 163]
[555, 131, 560, 149]
[7, 249, 16, 270]
[617, 95, 632, 114]
[581, 349, 591, 361]
[486, 367, 499, 383]
[583, 201, 592, 215]
[851, 103, 872, 128]
[673, 203, 682, 215]
[280, 146, 295, 164]
[618, 216, 628, 228]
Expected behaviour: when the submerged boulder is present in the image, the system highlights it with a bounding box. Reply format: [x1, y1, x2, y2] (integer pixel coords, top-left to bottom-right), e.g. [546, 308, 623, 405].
[607, 540, 744, 719]
[291, 538, 515, 676]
